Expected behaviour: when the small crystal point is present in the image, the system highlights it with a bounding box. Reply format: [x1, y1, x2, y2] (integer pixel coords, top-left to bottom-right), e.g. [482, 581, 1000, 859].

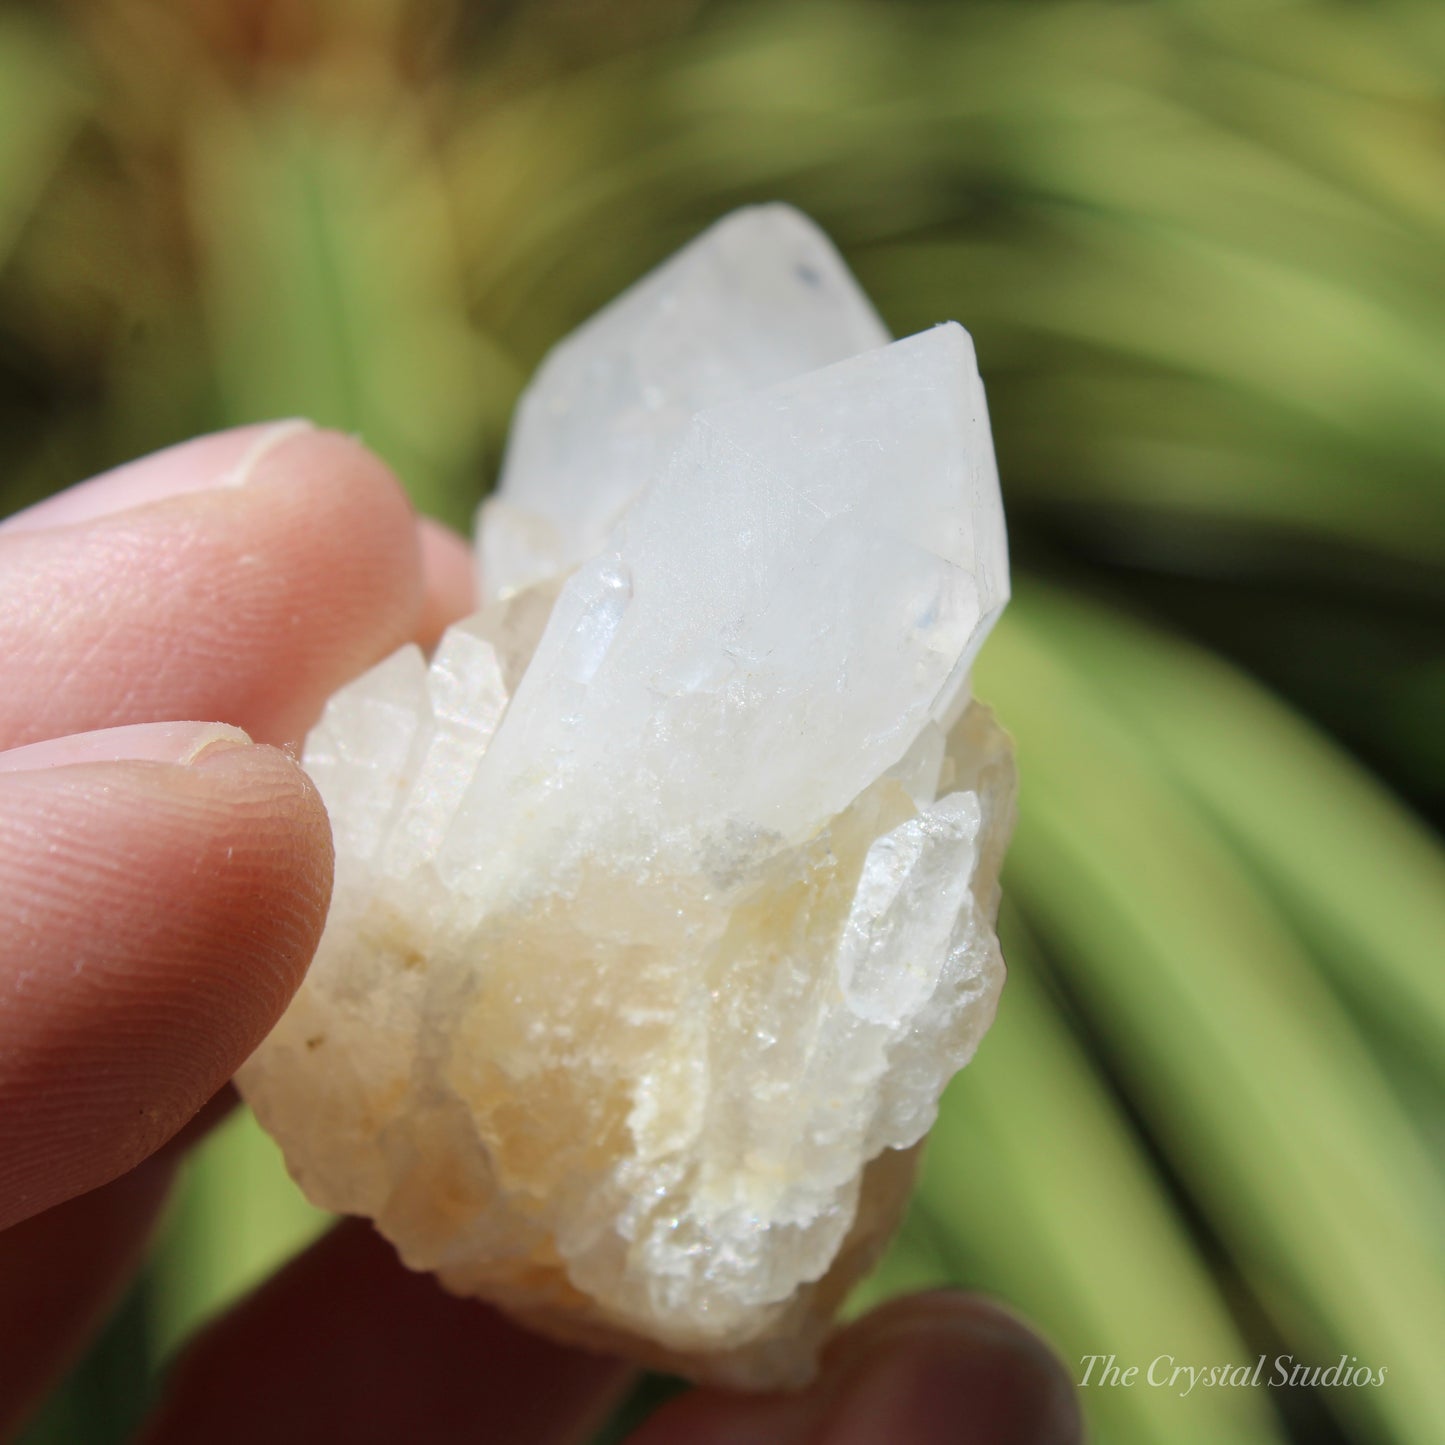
[479, 203, 890, 603]
[238, 209, 1015, 1389]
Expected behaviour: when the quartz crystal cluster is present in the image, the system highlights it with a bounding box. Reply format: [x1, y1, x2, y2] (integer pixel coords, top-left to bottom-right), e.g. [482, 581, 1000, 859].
[237, 205, 1016, 1388]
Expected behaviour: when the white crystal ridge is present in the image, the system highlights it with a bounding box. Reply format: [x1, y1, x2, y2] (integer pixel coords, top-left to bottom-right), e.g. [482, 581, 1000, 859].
[237, 204, 1016, 1389]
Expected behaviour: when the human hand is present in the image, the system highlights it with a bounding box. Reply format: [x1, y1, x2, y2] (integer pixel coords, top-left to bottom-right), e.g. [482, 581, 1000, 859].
[0, 425, 1082, 1444]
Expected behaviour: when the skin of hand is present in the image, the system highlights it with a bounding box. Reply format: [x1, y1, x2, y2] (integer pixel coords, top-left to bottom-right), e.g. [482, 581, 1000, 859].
[0, 424, 1083, 1445]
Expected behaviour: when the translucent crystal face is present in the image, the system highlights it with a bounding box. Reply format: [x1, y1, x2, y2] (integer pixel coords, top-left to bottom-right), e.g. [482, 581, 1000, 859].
[237, 205, 1015, 1389]
[478, 203, 889, 603]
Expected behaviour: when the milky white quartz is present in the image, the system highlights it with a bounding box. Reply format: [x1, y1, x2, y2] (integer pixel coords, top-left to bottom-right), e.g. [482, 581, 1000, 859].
[237, 206, 1015, 1389]
[478, 204, 890, 603]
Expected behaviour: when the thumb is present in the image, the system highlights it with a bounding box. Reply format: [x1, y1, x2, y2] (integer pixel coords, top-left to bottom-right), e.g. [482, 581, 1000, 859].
[0, 722, 332, 1228]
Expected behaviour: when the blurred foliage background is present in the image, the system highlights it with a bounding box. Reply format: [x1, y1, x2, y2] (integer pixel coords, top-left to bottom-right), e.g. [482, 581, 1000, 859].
[3, 0, 1443, 1442]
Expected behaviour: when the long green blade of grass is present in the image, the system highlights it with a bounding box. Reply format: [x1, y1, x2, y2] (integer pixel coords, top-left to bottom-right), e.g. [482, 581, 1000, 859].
[978, 588, 1445, 1445]
[1023, 582, 1445, 1088]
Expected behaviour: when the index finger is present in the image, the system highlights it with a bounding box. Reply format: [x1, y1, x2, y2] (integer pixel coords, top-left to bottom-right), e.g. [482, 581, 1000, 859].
[0, 422, 428, 751]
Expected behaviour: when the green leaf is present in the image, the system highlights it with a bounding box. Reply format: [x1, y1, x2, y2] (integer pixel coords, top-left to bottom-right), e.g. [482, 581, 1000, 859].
[976, 587, 1445, 1445]
[1021, 581, 1445, 1088]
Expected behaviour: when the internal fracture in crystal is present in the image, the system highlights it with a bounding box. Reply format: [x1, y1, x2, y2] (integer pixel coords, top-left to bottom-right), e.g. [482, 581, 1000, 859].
[237, 204, 1015, 1389]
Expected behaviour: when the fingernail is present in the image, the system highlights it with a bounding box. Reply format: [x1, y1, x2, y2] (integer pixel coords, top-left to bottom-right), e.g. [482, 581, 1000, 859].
[813, 1296, 1083, 1445]
[0, 722, 253, 774]
[212, 418, 315, 488]
[0, 420, 315, 534]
